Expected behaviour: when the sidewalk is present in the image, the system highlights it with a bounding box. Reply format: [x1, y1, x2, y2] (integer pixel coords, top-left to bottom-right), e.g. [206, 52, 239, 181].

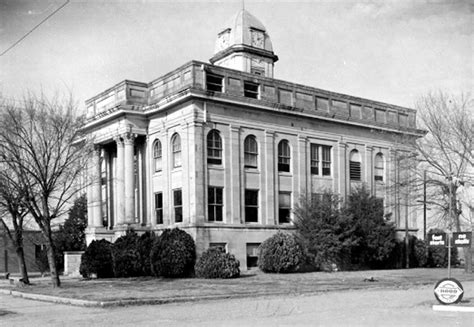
[1, 268, 473, 308]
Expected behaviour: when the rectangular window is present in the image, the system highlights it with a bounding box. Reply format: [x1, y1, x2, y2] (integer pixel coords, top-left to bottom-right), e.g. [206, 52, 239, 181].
[349, 161, 361, 181]
[310, 144, 331, 176]
[322, 146, 331, 176]
[316, 97, 329, 111]
[244, 81, 259, 99]
[278, 192, 291, 224]
[155, 192, 163, 224]
[246, 243, 261, 268]
[245, 189, 259, 223]
[310, 144, 319, 175]
[206, 73, 223, 92]
[208, 187, 223, 222]
[173, 189, 183, 223]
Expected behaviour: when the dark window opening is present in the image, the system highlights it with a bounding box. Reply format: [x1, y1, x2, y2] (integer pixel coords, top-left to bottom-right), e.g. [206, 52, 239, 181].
[245, 189, 259, 223]
[174, 189, 183, 223]
[206, 74, 223, 92]
[155, 193, 163, 224]
[244, 81, 259, 99]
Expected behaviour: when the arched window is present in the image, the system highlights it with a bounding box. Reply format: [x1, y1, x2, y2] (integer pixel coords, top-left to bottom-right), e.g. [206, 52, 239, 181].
[244, 135, 258, 168]
[278, 140, 290, 172]
[374, 153, 384, 181]
[171, 133, 181, 168]
[207, 130, 222, 165]
[153, 139, 162, 172]
[349, 150, 361, 181]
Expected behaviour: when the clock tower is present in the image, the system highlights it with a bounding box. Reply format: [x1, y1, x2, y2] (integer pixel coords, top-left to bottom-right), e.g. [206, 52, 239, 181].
[210, 9, 278, 78]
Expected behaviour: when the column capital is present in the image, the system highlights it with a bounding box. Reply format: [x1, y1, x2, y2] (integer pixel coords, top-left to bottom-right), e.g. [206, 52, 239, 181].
[114, 136, 124, 147]
[297, 135, 307, 143]
[339, 142, 347, 149]
[265, 130, 275, 137]
[230, 125, 240, 133]
[122, 133, 136, 146]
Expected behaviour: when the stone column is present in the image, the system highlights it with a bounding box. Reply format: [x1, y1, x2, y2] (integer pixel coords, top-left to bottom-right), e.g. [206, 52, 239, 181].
[91, 146, 102, 228]
[115, 136, 125, 226]
[123, 133, 136, 224]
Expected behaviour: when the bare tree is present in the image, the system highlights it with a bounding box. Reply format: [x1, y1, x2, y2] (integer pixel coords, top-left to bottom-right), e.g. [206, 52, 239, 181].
[415, 92, 473, 232]
[0, 168, 30, 284]
[0, 94, 92, 287]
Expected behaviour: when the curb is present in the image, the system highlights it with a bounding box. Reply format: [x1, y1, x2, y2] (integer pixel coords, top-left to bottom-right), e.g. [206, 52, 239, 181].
[432, 305, 474, 313]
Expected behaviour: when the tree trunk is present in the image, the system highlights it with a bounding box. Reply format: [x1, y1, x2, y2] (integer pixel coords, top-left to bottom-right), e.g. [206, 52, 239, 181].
[45, 231, 61, 287]
[15, 246, 30, 284]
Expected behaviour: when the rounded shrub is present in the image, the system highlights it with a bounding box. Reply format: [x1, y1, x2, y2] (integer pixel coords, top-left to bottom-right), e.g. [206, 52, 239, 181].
[258, 232, 305, 273]
[150, 228, 196, 278]
[195, 247, 240, 279]
[136, 231, 156, 276]
[80, 239, 114, 278]
[112, 230, 141, 278]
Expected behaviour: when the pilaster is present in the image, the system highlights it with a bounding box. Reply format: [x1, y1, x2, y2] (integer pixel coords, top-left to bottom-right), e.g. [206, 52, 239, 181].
[337, 142, 347, 199]
[264, 130, 275, 224]
[230, 125, 241, 224]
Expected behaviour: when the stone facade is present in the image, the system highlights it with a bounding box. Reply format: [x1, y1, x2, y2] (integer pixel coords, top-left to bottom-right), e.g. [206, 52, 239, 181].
[81, 9, 425, 268]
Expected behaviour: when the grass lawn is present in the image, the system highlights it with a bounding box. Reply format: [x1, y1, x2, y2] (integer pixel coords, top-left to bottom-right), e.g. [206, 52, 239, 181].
[2, 268, 473, 303]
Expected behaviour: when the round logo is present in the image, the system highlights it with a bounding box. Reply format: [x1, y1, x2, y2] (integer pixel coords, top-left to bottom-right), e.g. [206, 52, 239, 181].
[434, 278, 464, 305]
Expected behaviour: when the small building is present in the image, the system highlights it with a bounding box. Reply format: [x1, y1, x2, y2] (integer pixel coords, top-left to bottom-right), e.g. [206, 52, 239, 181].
[82, 9, 425, 268]
[0, 227, 46, 274]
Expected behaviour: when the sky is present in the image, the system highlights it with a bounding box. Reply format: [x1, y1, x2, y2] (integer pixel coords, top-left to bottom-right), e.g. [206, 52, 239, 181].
[0, 0, 472, 112]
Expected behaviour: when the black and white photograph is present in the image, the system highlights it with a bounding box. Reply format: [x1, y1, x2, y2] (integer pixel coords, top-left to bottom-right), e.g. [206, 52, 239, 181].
[0, 0, 473, 326]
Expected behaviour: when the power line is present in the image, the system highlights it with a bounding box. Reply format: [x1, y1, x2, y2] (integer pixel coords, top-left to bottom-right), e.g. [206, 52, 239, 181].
[0, 0, 70, 57]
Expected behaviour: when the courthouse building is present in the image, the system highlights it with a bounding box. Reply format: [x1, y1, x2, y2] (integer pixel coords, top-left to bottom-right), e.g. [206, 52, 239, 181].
[82, 9, 425, 267]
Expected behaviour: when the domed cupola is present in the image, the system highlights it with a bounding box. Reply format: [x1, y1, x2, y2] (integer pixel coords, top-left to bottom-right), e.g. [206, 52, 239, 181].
[210, 9, 278, 78]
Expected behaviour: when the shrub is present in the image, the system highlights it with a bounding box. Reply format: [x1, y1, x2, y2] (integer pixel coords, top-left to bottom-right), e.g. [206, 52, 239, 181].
[80, 239, 114, 278]
[294, 191, 355, 270]
[346, 186, 397, 269]
[258, 232, 305, 273]
[413, 238, 428, 267]
[112, 230, 141, 277]
[136, 231, 156, 276]
[426, 229, 458, 268]
[195, 247, 240, 278]
[150, 228, 196, 278]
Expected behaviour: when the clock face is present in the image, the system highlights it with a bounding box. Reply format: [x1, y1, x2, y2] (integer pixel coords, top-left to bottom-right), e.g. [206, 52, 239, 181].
[217, 30, 230, 51]
[251, 30, 264, 48]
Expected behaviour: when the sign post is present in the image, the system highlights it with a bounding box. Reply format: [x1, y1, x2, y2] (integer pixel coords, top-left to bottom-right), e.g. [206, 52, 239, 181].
[430, 232, 472, 305]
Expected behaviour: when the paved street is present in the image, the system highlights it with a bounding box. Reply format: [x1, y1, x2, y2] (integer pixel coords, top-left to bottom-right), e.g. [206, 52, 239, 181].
[1, 282, 473, 326]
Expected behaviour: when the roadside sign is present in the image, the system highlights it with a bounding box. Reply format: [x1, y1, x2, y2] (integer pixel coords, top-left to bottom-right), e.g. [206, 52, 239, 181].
[434, 278, 464, 305]
[428, 233, 446, 246]
[452, 232, 472, 247]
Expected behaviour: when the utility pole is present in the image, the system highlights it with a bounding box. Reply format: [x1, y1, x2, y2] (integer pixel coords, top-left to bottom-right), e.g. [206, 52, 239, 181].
[423, 170, 427, 240]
